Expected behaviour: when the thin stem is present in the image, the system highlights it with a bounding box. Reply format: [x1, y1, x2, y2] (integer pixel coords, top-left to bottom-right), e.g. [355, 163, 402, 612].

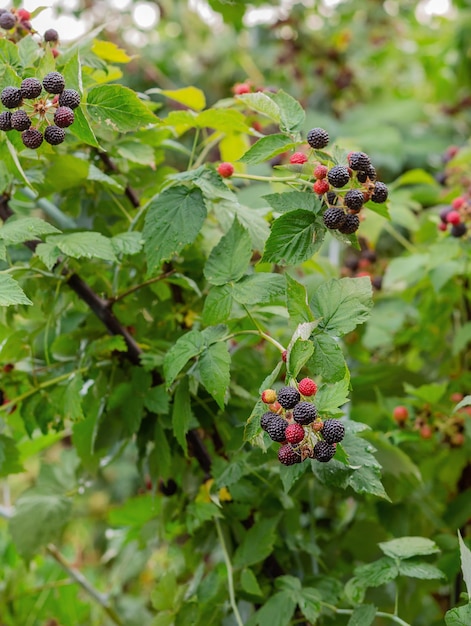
[321, 602, 412, 626]
[192, 133, 224, 169]
[46, 544, 124, 626]
[233, 173, 305, 184]
[394, 580, 400, 616]
[188, 128, 200, 170]
[21, 187, 77, 230]
[223, 329, 285, 353]
[109, 270, 175, 304]
[214, 518, 244, 626]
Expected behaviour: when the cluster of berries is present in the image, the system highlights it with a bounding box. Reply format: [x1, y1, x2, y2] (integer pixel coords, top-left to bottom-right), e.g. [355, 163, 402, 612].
[438, 198, 469, 238]
[0, 72, 80, 149]
[259, 377, 345, 465]
[0, 7, 59, 52]
[392, 392, 469, 447]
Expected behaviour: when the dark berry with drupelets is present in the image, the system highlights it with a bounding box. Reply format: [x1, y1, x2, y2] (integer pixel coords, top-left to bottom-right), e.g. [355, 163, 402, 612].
[293, 401, 318, 425]
[277, 386, 301, 409]
[44, 125, 66, 145]
[42, 72, 65, 94]
[328, 165, 350, 188]
[266, 416, 288, 442]
[1, 87, 23, 109]
[278, 444, 302, 465]
[314, 440, 336, 462]
[338, 213, 360, 234]
[20, 78, 42, 100]
[323, 207, 346, 230]
[322, 419, 345, 444]
[307, 127, 329, 149]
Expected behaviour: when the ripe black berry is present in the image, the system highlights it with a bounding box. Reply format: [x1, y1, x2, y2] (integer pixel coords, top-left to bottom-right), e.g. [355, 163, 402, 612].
[357, 171, 368, 183]
[21, 128, 43, 149]
[439, 206, 452, 223]
[338, 213, 360, 234]
[323, 207, 346, 230]
[11, 110, 31, 131]
[313, 440, 336, 462]
[44, 125, 65, 145]
[344, 189, 365, 211]
[20, 78, 42, 99]
[278, 444, 302, 466]
[451, 223, 467, 238]
[348, 151, 371, 171]
[366, 164, 377, 181]
[59, 89, 81, 109]
[326, 191, 338, 205]
[293, 401, 318, 425]
[1, 87, 22, 109]
[266, 417, 288, 442]
[307, 127, 329, 149]
[328, 165, 350, 188]
[260, 411, 278, 431]
[322, 419, 345, 444]
[0, 111, 12, 131]
[371, 182, 388, 203]
[42, 72, 65, 94]
[44, 28, 59, 42]
[277, 387, 301, 409]
[54, 106, 74, 128]
[0, 12, 16, 30]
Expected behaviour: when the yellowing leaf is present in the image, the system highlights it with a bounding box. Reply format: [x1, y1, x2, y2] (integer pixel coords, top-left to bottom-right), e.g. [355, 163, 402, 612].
[92, 40, 132, 63]
[156, 87, 206, 111]
[219, 133, 250, 162]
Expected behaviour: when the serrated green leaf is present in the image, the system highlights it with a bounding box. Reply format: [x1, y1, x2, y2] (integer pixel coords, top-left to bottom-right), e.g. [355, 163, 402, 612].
[202, 284, 233, 325]
[458, 531, 471, 597]
[280, 462, 309, 493]
[47, 232, 117, 262]
[196, 108, 249, 133]
[445, 605, 471, 626]
[110, 232, 143, 256]
[69, 105, 100, 148]
[315, 375, 350, 413]
[252, 591, 296, 626]
[310, 334, 347, 382]
[354, 556, 399, 588]
[264, 190, 320, 214]
[348, 465, 390, 500]
[239, 134, 297, 165]
[237, 91, 281, 123]
[262, 210, 324, 265]
[287, 339, 314, 380]
[35, 242, 61, 270]
[241, 568, 263, 597]
[116, 139, 155, 166]
[88, 163, 124, 191]
[149, 422, 172, 482]
[379, 536, 440, 559]
[143, 186, 207, 274]
[397, 560, 445, 580]
[204, 218, 252, 285]
[0, 274, 32, 306]
[234, 516, 280, 568]
[0, 217, 60, 244]
[0, 241, 5, 261]
[62, 373, 84, 421]
[347, 605, 377, 626]
[0, 435, 23, 477]
[197, 342, 230, 409]
[86, 84, 157, 133]
[286, 273, 313, 325]
[163, 330, 204, 387]
[144, 385, 169, 414]
[233, 273, 285, 305]
[172, 377, 192, 456]
[269, 90, 305, 133]
[108, 494, 160, 526]
[17, 35, 40, 67]
[310, 277, 373, 336]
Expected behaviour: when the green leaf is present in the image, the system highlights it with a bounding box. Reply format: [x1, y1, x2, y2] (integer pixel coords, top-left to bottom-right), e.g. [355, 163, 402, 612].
[347, 605, 377, 626]
[47, 232, 117, 262]
[116, 139, 155, 166]
[379, 537, 440, 560]
[88, 163, 124, 192]
[111, 232, 143, 256]
[298, 587, 322, 622]
[310, 277, 373, 336]
[262, 210, 324, 265]
[172, 377, 192, 456]
[252, 591, 296, 626]
[280, 462, 309, 493]
[35, 242, 61, 270]
[354, 556, 399, 588]
[310, 334, 347, 382]
[204, 218, 252, 285]
[240, 568, 263, 597]
[287, 339, 314, 380]
[458, 531, 471, 597]
[108, 494, 160, 526]
[234, 516, 280, 568]
[286, 273, 313, 324]
[151, 572, 180, 611]
[239, 134, 297, 165]
[236, 92, 281, 124]
[202, 284, 233, 325]
[0, 217, 60, 244]
[0, 435, 23, 477]
[17, 35, 40, 67]
[9, 491, 72, 559]
[315, 375, 350, 413]
[196, 108, 249, 133]
[0, 274, 32, 306]
[86, 84, 157, 133]
[269, 90, 305, 133]
[264, 190, 320, 214]
[397, 560, 445, 580]
[144, 385, 169, 414]
[69, 105, 100, 148]
[163, 330, 204, 387]
[233, 273, 286, 305]
[149, 423, 172, 481]
[61, 373, 84, 421]
[445, 605, 471, 626]
[197, 342, 230, 409]
[143, 186, 207, 274]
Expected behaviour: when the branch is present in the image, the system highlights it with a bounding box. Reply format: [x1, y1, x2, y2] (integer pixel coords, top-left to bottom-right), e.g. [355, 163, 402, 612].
[98, 152, 140, 209]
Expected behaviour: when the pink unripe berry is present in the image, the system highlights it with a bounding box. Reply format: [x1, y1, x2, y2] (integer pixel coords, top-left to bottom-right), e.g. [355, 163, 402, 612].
[233, 83, 251, 95]
[392, 405, 408, 422]
[452, 196, 466, 210]
[285, 423, 305, 444]
[290, 152, 308, 165]
[298, 377, 318, 397]
[268, 401, 282, 414]
[438, 222, 448, 231]
[313, 179, 330, 195]
[446, 210, 461, 225]
[261, 389, 277, 404]
[281, 350, 288, 363]
[217, 162, 234, 178]
[314, 164, 328, 179]
[17, 9, 31, 20]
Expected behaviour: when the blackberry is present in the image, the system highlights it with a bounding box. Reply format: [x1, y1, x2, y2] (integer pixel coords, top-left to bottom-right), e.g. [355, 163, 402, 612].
[44, 125, 65, 145]
[20, 78, 42, 100]
[323, 207, 346, 230]
[313, 440, 336, 462]
[1, 87, 22, 109]
[361, 249, 377, 262]
[0, 111, 12, 131]
[371, 181, 388, 203]
[348, 151, 371, 171]
[326, 191, 338, 205]
[366, 164, 377, 181]
[357, 170, 368, 183]
[266, 416, 288, 442]
[278, 444, 302, 466]
[451, 223, 467, 238]
[307, 127, 329, 149]
[338, 214, 360, 234]
[59, 89, 81, 109]
[293, 401, 318, 425]
[54, 106, 74, 128]
[439, 206, 452, 223]
[44, 28, 59, 42]
[0, 12, 16, 30]
[42, 72, 65, 94]
[11, 110, 31, 131]
[322, 419, 345, 444]
[277, 386, 301, 409]
[372, 276, 383, 290]
[344, 189, 365, 211]
[328, 165, 350, 188]
[21, 128, 43, 149]
[260, 411, 278, 431]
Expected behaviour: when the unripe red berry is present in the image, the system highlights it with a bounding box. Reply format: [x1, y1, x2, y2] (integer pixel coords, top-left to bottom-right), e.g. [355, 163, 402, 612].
[314, 164, 328, 179]
[233, 83, 251, 95]
[281, 350, 288, 363]
[313, 179, 330, 195]
[392, 405, 408, 423]
[446, 210, 461, 225]
[261, 389, 277, 404]
[290, 152, 308, 165]
[285, 423, 305, 444]
[17, 9, 31, 20]
[452, 196, 466, 210]
[438, 222, 448, 231]
[450, 392, 464, 403]
[268, 401, 282, 414]
[420, 424, 433, 439]
[298, 378, 318, 397]
[217, 162, 234, 178]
